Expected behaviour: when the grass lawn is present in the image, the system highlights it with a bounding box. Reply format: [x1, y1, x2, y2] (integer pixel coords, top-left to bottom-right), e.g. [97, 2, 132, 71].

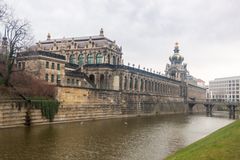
[165, 120, 240, 160]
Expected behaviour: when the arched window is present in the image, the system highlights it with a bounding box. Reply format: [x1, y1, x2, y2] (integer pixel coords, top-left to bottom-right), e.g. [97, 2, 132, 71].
[69, 54, 75, 64]
[113, 56, 116, 65]
[145, 80, 148, 91]
[96, 53, 103, 64]
[152, 82, 154, 92]
[89, 74, 95, 84]
[117, 57, 119, 65]
[155, 82, 158, 92]
[134, 78, 138, 91]
[140, 79, 143, 92]
[161, 83, 163, 94]
[78, 54, 84, 65]
[130, 77, 133, 90]
[87, 54, 94, 64]
[100, 74, 104, 89]
[148, 81, 151, 92]
[107, 54, 110, 64]
[124, 76, 127, 90]
[164, 84, 167, 94]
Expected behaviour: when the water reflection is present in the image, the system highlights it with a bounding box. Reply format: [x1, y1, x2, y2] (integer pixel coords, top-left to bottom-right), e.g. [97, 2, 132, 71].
[0, 112, 233, 160]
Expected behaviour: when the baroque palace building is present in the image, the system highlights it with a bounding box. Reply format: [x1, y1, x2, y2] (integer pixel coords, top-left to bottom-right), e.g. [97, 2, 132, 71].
[5, 29, 201, 98]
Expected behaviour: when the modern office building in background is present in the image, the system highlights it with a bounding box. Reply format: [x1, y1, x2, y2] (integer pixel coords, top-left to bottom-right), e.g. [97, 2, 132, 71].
[208, 76, 240, 102]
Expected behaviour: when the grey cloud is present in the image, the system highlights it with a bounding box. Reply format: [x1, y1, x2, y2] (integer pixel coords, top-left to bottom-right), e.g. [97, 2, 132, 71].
[5, 0, 240, 82]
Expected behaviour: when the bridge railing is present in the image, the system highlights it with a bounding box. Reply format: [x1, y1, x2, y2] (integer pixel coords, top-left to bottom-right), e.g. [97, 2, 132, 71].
[188, 98, 240, 106]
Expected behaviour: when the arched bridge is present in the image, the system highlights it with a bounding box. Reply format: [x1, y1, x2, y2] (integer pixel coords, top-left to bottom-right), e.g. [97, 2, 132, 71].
[187, 98, 239, 119]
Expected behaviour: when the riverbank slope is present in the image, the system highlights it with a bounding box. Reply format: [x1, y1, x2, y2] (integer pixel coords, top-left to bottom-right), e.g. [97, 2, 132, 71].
[165, 120, 240, 160]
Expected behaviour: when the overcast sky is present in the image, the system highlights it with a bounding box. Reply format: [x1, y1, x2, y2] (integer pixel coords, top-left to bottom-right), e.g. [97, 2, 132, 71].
[5, 0, 240, 84]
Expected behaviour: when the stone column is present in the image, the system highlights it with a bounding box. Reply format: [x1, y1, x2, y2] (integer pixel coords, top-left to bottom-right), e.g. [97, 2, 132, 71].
[95, 73, 100, 89]
[127, 76, 130, 91]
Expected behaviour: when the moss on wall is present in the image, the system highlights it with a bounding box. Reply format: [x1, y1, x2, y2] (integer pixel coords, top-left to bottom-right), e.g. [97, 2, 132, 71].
[31, 100, 59, 122]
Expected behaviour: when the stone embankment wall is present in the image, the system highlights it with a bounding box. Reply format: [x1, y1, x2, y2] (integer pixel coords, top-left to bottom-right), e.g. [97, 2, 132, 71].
[187, 84, 206, 100]
[0, 102, 27, 128]
[0, 85, 206, 128]
[56, 86, 189, 115]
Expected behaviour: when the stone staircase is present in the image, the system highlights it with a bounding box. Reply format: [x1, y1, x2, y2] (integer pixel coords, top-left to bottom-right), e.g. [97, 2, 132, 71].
[0, 102, 27, 128]
[28, 104, 122, 125]
[0, 101, 123, 128]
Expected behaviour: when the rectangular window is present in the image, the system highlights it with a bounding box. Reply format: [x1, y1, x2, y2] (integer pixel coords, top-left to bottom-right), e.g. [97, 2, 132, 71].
[76, 80, 79, 86]
[51, 63, 55, 69]
[46, 61, 49, 68]
[57, 64, 60, 70]
[51, 74, 54, 83]
[67, 79, 70, 84]
[57, 74, 60, 81]
[45, 74, 49, 81]
[71, 79, 75, 85]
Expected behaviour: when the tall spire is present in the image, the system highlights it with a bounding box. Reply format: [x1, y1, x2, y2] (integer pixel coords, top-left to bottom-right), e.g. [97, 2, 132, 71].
[174, 42, 179, 53]
[4, 25, 7, 38]
[2, 25, 8, 46]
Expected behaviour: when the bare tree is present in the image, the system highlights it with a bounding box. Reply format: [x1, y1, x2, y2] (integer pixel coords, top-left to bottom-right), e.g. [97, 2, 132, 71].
[0, 0, 7, 21]
[0, 0, 8, 84]
[3, 17, 33, 86]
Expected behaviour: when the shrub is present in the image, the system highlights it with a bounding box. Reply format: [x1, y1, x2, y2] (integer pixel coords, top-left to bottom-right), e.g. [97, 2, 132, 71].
[10, 71, 56, 98]
[0, 62, 56, 99]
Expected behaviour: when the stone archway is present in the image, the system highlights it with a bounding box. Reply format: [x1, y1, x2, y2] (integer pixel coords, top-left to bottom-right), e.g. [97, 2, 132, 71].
[140, 79, 144, 92]
[124, 76, 127, 90]
[89, 74, 95, 84]
[107, 54, 110, 64]
[129, 77, 133, 90]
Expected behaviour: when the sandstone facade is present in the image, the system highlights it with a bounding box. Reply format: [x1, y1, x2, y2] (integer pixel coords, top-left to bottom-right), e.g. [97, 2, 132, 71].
[0, 30, 207, 128]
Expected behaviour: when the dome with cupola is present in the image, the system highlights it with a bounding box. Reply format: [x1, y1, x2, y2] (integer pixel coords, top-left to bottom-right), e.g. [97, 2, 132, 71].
[169, 42, 184, 64]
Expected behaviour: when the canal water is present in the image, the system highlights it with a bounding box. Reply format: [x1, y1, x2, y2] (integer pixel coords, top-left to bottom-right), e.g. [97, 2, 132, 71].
[0, 112, 233, 160]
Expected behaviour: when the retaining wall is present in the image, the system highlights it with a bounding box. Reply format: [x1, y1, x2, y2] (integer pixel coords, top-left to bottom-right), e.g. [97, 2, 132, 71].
[0, 86, 205, 128]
